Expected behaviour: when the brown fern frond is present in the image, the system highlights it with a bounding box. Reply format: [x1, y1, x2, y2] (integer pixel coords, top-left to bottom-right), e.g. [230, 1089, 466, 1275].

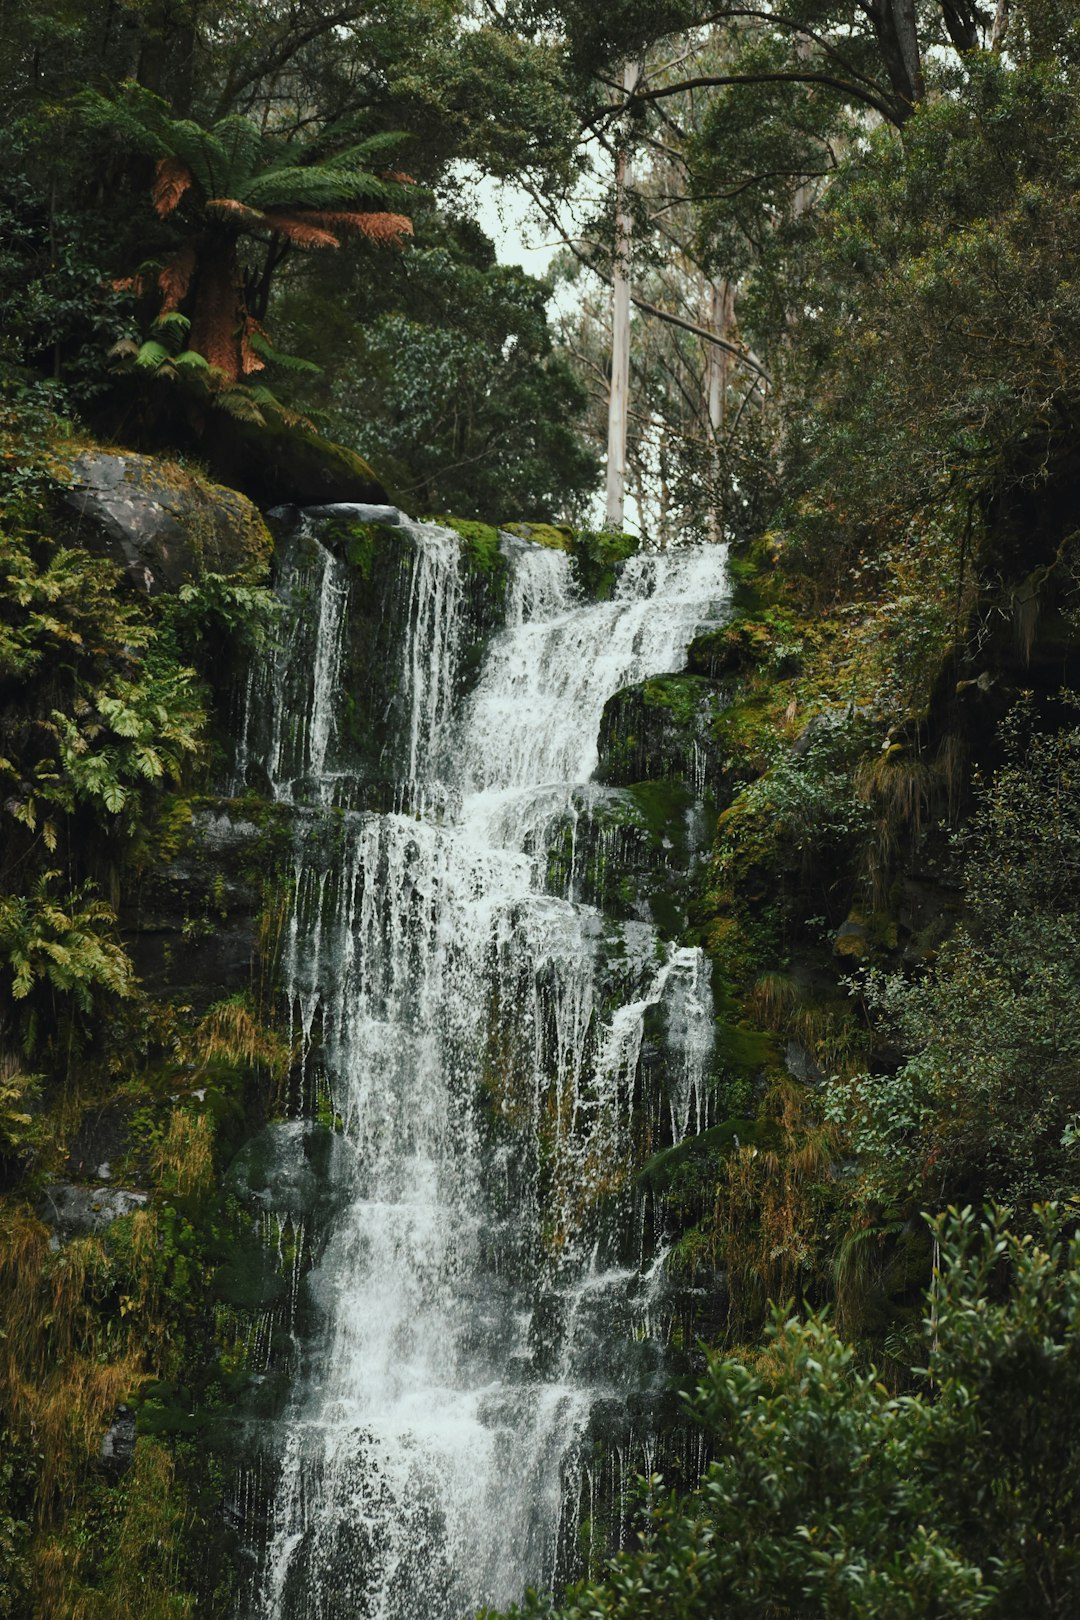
[260, 213, 341, 248]
[240, 316, 269, 376]
[304, 210, 414, 247]
[205, 196, 266, 227]
[381, 170, 416, 184]
[111, 273, 151, 297]
[157, 242, 198, 313]
[152, 156, 193, 218]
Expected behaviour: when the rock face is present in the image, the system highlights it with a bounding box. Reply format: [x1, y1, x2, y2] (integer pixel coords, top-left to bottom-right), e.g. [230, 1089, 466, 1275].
[57, 449, 272, 593]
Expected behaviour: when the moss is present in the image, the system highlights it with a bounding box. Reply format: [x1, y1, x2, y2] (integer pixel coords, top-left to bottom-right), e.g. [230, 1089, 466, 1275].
[432, 516, 504, 572]
[688, 608, 803, 682]
[624, 780, 694, 854]
[208, 412, 387, 508]
[502, 520, 573, 552]
[638, 1116, 778, 1192]
[56, 445, 274, 584]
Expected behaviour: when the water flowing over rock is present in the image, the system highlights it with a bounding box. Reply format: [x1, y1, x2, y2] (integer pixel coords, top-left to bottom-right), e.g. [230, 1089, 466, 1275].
[237, 512, 728, 1619]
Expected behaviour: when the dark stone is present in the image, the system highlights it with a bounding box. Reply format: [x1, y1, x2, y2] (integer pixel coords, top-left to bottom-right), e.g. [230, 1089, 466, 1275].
[596, 676, 726, 794]
[57, 450, 272, 594]
[66, 1103, 134, 1182]
[785, 1039, 825, 1087]
[224, 1120, 353, 1222]
[100, 1405, 137, 1476]
[121, 804, 272, 1007]
[206, 415, 389, 509]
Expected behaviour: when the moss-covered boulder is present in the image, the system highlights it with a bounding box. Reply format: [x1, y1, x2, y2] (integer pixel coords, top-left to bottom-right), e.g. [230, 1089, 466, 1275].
[544, 781, 704, 937]
[223, 1121, 351, 1224]
[504, 523, 639, 599]
[122, 801, 290, 1007]
[596, 675, 727, 795]
[58, 449, 272, 594]
[209, 413, 388, 508]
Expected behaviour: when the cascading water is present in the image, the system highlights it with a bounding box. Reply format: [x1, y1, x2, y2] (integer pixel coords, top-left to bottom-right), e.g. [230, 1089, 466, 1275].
[244, 514, 728, 1619]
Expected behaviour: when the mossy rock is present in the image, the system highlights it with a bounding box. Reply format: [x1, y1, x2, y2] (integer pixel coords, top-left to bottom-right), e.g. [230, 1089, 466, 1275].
[597, 675, 726, 792]
[570, 529, 639, 600]
[502, 520, 573, 553]
[434, 517, 513, 570]
[688, 609, 803, 681]
[57, 448, 272, 594]
[223, 1120, 351, 1222]
[637, 1116, 776, 1192]
[208, 412, 389, 508]
[543, 781, 703, 938]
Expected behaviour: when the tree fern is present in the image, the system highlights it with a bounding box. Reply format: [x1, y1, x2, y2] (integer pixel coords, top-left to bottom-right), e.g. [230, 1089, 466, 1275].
[83, 83, 416, 382]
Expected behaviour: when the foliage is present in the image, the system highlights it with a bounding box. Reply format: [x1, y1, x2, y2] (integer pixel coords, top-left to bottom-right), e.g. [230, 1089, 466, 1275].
[276, 220, 598, 520]
[483, 1205, 1080, 1620]
[828, 702, 1080, 1211]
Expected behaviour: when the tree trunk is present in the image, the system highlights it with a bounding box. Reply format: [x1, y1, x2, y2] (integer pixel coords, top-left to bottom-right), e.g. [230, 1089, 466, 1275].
[862, 0, 924, 121]
[704, 279, 736, 543]
[605, 60, 640, 532]
[189, 235, 245, 380]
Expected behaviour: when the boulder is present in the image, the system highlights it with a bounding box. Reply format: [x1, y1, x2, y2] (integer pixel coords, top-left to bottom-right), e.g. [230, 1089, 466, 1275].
[38, 1180, 148, 1242]
[57, 449, 272, 594]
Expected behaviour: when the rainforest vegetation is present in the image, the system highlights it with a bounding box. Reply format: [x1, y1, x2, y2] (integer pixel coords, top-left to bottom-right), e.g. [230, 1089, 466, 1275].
[2, 0, 1080, 1615]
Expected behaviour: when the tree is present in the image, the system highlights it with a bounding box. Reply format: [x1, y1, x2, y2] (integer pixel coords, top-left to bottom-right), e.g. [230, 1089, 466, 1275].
[274, 210, 599, 519]
[82, 83, 414, 383]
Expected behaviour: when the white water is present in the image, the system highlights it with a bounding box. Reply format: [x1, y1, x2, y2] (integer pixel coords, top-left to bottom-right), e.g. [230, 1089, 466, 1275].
[251, 520, 727, 1619]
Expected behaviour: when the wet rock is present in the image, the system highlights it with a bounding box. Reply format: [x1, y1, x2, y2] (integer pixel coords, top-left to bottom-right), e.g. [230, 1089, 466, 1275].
[66, 1102, 133, 1181]
[224, 1121, 353, 1222]
[57, 449, 271, 594]
[833, 915, 870, 958]
[597, 676, 725, 794]
[122, 803, 276, 1006]
[785, 1039, 825, 1087]
[100, 1405, 137, 1476]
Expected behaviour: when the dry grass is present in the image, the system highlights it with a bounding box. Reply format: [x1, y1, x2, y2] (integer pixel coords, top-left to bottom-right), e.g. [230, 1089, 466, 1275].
[152, 1109, 214, 1197]
[712, 1075, 836, 1327]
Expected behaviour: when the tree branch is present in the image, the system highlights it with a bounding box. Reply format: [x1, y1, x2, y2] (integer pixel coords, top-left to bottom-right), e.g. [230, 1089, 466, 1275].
[522, 183, 772, 384]
[614, 69, 897, 127]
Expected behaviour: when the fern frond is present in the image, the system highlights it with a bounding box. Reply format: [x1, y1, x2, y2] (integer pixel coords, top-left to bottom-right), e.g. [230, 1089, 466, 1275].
[260, 213, 341, 248]
[173, 350, 211, 374]
[247, 333, 323, 374]
[152, 156, 193, 217]
[338, 211, 414, 247]
[133, 341, 173, 371]
[239, 164, 387, 210]
[212, 389, 267, 425]
[326, 131, 411, 167]
[150, 311, 191, 354]
[210, 114, 267, 192]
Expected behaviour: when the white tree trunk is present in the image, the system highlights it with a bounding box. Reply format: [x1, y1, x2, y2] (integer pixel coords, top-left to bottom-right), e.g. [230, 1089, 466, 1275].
[704, 278, 736, 543]
[605, 60, 640, 532]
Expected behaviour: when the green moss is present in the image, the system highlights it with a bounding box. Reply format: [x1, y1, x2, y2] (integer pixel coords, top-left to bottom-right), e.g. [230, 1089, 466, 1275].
[431, 516, 504, 572]
[502, 520, 573, 552]
[638, 1117, 777, 1192]
[624, 780, 694, 852]
[570, 529, 639, 600]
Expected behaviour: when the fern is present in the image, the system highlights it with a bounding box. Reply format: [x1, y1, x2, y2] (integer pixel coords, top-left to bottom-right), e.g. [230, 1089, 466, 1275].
[0, 875, 134, 1012]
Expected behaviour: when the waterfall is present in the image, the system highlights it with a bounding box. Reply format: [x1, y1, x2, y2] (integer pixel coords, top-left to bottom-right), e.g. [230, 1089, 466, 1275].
[246, 518, 727, 1619]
